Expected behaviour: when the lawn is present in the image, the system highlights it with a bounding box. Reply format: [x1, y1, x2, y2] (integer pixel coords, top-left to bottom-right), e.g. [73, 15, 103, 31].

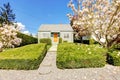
[0, 43, 47, 70]
[57, 43, 107, 69]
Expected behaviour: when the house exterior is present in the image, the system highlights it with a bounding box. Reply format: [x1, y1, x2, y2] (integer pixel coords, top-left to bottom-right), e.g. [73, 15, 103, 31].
[38, 24, 73, 44]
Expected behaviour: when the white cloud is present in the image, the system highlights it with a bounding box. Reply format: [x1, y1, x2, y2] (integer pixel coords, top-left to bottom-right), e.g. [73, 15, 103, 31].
[14, 22, 25, 31]
[22, 30, 31, 35]
[14, 22, 37, 37]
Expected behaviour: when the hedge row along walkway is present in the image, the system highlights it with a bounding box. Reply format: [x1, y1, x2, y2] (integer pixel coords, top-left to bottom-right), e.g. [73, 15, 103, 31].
[0, 45, 120, 80]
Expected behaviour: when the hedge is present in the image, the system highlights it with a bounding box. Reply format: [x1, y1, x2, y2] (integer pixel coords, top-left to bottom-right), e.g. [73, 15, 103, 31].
[0, 43, 47, 70]
[107, 50, 120, 66]
[40, 38, 52, 45]
[59, 37, 62, 43]
[74, 40, 89, 44]
[57, 43, 107, 69]
[17, 32, 38, 47]
[111, 43, 120, 50]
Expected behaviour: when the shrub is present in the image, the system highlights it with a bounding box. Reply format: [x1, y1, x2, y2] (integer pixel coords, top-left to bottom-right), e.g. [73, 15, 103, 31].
[83, 40, 89, 44]
[40, 38, 52, 45]
[17, 32, 38, 47]
[111, 43, 120, 50]
[59, 37, 62, 43]
[107, 50, 120, 66]
[74, 40, 89, 44]
[63, 40, 68, 43]
[0, 43, 47, 70]
[89, 38, 95, 44]
[57, 43, 107, 69]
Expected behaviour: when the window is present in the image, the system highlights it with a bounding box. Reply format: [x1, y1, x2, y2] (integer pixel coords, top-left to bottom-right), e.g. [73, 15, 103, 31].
[43, 33, 49, 38]
[64, 34, 69, 38]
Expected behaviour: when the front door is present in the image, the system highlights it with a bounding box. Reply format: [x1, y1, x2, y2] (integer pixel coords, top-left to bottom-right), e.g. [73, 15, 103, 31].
[54, 33, 58, 42]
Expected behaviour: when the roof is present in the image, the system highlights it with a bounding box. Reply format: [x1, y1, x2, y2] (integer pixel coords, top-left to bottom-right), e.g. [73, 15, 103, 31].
[38, 24, 73, 32]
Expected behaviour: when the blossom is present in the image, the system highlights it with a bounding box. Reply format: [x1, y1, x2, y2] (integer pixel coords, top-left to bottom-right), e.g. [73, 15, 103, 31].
[0, 24, 22, 50]
[0, 42, 3, 49]
[67, 0, 120, 48]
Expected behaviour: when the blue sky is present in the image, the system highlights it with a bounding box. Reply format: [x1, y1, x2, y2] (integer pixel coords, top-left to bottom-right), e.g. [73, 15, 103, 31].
[0, 0, 72, 35]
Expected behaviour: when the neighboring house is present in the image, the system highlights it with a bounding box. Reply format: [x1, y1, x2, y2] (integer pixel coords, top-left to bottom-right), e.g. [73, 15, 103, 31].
[38, 24, 73, 44]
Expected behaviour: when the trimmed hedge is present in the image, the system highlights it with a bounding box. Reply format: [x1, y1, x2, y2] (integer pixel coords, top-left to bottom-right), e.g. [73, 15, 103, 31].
[74, 40, 89, 44]
[57, 43, 107, 69]
[59, 37, 62, 43]
[0, 43, 47, 70]
[17, 32, 38, 47]
[40, 38, 52, 45]
[107, 50, 120, 66]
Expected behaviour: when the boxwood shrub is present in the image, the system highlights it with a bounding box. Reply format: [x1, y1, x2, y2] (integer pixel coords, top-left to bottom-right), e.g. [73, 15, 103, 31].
[107, 50, 120, 66]
[57, 43, 107, 69]
[40, 38, 52, 45]
[59, 37, 62, 43]
[0, 43, 47, 70]
[17, 32, 38, 47]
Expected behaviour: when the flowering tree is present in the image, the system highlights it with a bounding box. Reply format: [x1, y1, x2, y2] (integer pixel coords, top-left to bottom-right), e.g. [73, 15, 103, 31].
[67, 0, 120, 48]
[0, 3, 22, 52]
[0, 24, 22, 51]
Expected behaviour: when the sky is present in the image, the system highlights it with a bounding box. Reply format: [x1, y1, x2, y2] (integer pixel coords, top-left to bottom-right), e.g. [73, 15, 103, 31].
[0, 0, 72, 35]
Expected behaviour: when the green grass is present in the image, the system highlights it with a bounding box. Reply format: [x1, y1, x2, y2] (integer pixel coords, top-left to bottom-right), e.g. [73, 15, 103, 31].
[0, 43, 47, 70]
[57, 43, 107, 69]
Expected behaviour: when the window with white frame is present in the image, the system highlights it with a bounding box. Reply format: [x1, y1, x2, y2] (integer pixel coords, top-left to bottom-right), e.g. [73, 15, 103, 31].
[43, 33, 49, 38]
[64, 33, 69, 38]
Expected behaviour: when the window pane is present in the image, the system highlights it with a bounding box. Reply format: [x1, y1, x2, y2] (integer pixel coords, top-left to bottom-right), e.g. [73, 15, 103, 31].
[64, 34, 69, 38]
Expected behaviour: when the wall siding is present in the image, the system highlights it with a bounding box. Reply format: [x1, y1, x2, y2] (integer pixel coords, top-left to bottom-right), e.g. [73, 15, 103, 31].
[38, 31, 73, 44]
[38, 32, 51, 43]
[60, 31, 73, 42]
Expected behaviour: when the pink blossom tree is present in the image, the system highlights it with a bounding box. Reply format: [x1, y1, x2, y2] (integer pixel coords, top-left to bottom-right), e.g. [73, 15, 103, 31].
[0, 3, 22, 52]
[0, 24, 22, 51]
[67, 0, 120, 48]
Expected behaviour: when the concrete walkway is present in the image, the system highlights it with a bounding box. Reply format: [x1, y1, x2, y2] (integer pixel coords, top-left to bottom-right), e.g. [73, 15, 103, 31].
[0, 45, 120, 80]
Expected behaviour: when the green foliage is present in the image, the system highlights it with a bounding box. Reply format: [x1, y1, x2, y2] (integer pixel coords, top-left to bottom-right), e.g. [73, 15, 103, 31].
[0, 43, 47, 70]
[47, 45, 51, 51]
[89, 38, 95, 44]
[74, 40, 89, 44]
[40, 38, 52, 45]
[63, 40, 68, 43]
[0, 2, 15, 25]
[57, 43, 107, 69]
[17, 32, 38, 47]
[59, 37, 62, 43]
[111, 43, 120, 50]
[107, 50, 120, 66]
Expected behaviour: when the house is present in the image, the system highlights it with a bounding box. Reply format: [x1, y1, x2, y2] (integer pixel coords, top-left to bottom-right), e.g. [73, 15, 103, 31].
[38, 24, 73, 44]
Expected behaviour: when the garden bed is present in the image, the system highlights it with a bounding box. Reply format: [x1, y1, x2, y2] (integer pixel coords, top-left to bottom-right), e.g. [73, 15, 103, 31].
[57, 43, 107, 69]
[0, 43, 47, 70]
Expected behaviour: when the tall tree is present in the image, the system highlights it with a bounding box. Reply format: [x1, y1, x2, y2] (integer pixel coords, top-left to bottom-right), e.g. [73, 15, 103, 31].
[0, 3, 22, 52]
[67, 0, 120, 48]
[0, 2, 15, 25]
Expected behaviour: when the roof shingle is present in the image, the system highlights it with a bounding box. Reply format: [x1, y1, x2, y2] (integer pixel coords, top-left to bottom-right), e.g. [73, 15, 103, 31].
[38, 24, 73, 32]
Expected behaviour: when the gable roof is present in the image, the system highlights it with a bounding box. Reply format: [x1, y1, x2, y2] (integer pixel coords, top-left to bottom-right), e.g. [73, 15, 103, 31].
[38, 24, 73, 32]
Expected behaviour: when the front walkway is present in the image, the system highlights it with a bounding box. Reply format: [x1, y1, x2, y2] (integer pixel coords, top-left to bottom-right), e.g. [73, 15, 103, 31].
[0, 45, 120, 80]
